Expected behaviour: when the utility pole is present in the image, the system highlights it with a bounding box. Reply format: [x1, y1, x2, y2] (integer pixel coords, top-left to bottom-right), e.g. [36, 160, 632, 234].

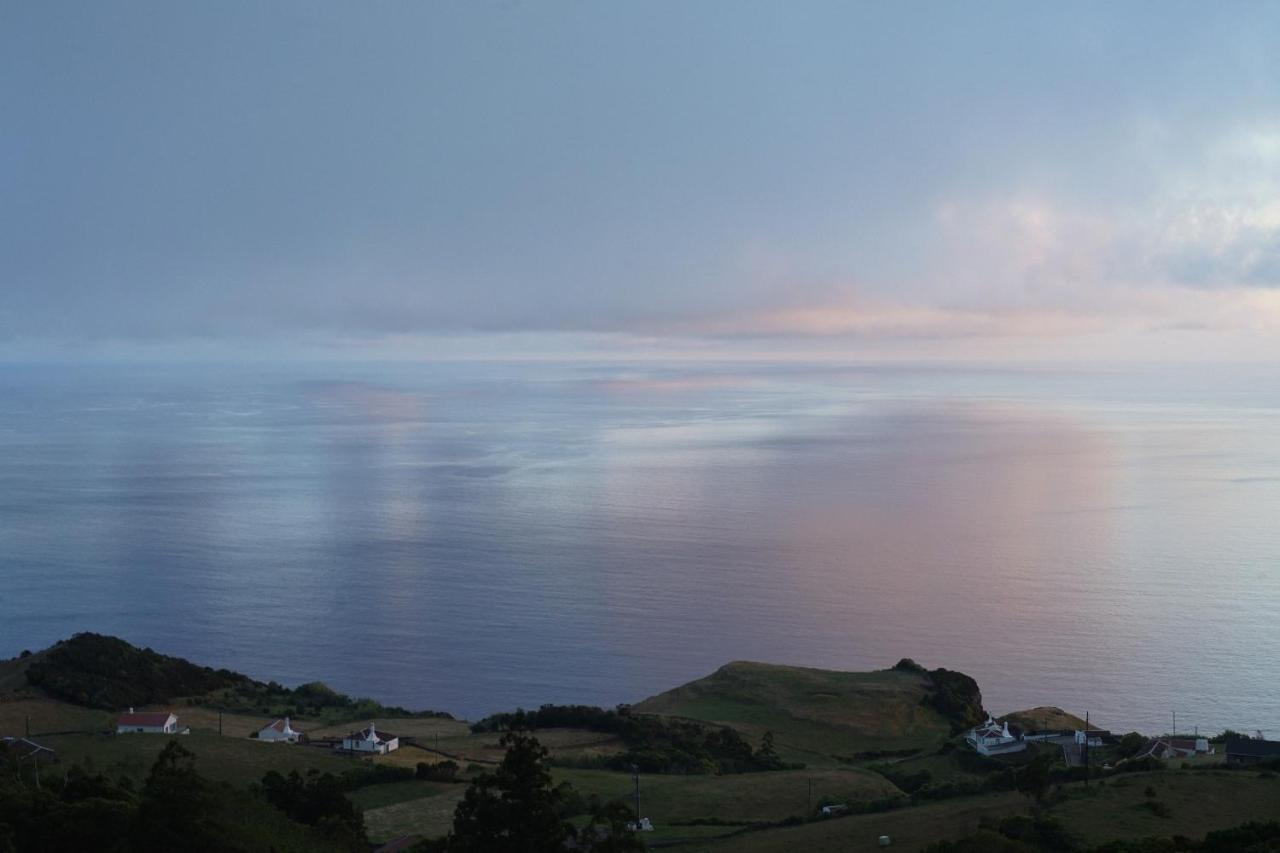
[808, 777, 813, 813]
[218, 711, 223, 736]
[631, 764, 640, 821]
[1172, 710, 1176, 737]
[1083, 711, 1090, 787]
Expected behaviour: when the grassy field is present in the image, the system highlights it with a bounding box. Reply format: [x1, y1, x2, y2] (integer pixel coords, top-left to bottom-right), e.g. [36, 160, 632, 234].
[38, 730, 361, 786]
[363, 786, 467, 842]
[1054, 769, 1280, 845]
[0, 696, 113, 736]
[668, 768, 1280, 852]
[634, 661, 952, 765]
[684, 790, 1030, 852]
[361, 726, 627, 770]
[557, 767, 901, 824]
[307, 715, 472, 742]
[357, 765, 901, 844]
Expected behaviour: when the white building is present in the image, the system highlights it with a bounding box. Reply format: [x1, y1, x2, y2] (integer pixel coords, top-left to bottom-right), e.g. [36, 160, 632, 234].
[1137, 737, 1212, 760]
[341, 722, 399, 754]
[116, 709, 180, 734]
[1074, 730, 1108, 747]
[258, 717, 303, 743]
[966, 716, 1026, 756]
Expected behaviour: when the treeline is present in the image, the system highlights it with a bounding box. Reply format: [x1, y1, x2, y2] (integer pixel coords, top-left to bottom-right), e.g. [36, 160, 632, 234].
[22, 633, 451, 722]
[470, 704, 795, 774]
[924, 814, 1280, 852]
[0, 740, 363, 853]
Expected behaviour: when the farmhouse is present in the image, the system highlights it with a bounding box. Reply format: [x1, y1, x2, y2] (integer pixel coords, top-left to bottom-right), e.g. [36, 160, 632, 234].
[257, 717, 303, 743]
[115, 709, 181, 734]
[341, 722, 399, 754]
[1224, 738, 1280, 766]
[966, 716, 1026, 756]
[1135, 736, 1212, 760]
[1074, 729, 1110, 747]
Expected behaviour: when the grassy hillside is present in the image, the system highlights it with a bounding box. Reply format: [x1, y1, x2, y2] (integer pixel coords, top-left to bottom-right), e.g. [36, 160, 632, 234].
[633, 661, 965, 765]
[1000, 706, 1089, 732]
[5, 633, 451, 724]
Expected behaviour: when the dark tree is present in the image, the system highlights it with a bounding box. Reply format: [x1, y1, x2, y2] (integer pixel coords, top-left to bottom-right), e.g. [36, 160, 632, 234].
[446, 731, 575, 853]
[1013, 754, 1053, 803]
[578, 800, 645, 852]
[133, 741, 220, 852]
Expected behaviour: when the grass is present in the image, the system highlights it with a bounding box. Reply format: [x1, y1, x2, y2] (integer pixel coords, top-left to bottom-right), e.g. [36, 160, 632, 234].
[555, 766, 901, 825]
[682, 790, 1030, 853]
[39, 730, 360, 786]
[356, 765, 900, 843]
[634, 661, 952, 766]
[673, 767, 1280, 852]
[999, 706, 1089, 732]
[348, 779, 462, 811]
[307, 716, 471, 741]
[363, 787, 467, 842]
[1053, 769, 1280, 845]
[0, 697, 113, 736]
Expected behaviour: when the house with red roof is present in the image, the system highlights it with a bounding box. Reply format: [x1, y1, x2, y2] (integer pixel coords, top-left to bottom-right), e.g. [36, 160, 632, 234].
[341, 722, 399, 754]
[257, 717, 303, 743]
[115, 708, 180, 734]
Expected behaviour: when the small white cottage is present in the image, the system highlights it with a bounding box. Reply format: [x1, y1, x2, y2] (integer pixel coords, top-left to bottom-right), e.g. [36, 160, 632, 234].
[966, 716, 1026, 756]
[116, 709, 180, 734]
[258, 717, 303, 743]
[341, 722, 399, 754]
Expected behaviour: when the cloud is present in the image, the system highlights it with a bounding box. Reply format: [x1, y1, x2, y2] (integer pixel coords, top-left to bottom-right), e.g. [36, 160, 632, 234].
[5, 3, 1280, 358]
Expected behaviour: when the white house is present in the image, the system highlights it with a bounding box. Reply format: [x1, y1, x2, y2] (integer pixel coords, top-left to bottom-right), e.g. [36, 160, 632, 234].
[258, 717, 303, 743]
[1074, 729, 1109, 747]
[116, 709, 180, 734]
[341, 722, 399, 754]
[966, 716, 1026, 756]
[1136, 737, 1212, 760]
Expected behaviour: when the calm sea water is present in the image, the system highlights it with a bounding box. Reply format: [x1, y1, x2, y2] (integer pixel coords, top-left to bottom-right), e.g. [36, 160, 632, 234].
[2, 360, 1278, 734]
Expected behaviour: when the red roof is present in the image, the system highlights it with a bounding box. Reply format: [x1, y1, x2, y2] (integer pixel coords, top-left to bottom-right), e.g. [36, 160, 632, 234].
[117, 711, 174, 727]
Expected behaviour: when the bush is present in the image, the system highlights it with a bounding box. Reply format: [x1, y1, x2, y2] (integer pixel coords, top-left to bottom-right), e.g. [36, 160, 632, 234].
[472, 704, 795, 774]
[416, 760, 459, 783]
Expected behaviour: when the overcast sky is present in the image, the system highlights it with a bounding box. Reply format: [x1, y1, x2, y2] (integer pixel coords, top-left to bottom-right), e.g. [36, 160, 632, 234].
[4, 1, 1280, 360]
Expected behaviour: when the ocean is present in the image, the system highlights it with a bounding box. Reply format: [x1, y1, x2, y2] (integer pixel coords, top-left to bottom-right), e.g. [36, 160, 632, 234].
[2, 360, 1278, 734]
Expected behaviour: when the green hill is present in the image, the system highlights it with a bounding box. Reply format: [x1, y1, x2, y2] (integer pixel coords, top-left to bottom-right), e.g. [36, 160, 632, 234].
[9, 633, 452, 723]
[633, 659, 983, 766]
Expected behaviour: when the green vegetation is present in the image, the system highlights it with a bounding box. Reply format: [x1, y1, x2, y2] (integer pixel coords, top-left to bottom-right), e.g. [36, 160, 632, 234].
[8, 636, 1280, 853]
[19, 633, 451, 723]
[634, 660, 962, 765]
[471, 704, 793, 774]
[415, 731, 644, 853]
[38, 731, 355, 788]
[0, 739, 359, 852]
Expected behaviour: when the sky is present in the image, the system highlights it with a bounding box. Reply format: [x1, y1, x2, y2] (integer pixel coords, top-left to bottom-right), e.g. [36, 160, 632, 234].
[4, 1, 1280, 362]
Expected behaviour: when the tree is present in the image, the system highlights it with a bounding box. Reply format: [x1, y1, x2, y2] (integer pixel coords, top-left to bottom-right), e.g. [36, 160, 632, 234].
[578, 800, 645, 853]
[756, 730, 784, 769]
[446, 731, 575, 853]
[1014, 754, 1053, 803]
[1117, 732, 1148, 758]
[133, 741, 220, 852]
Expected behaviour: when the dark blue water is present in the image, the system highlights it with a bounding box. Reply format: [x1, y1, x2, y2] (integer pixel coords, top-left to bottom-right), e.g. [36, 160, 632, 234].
[2, 360, 1278, 733]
